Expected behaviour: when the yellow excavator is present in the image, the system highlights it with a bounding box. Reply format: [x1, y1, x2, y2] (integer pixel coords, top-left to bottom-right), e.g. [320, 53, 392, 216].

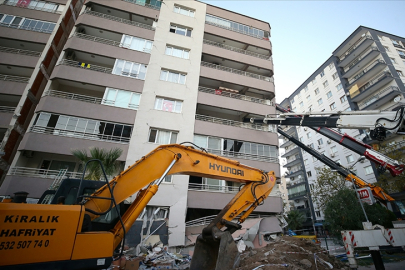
[0, 143, 277, 270]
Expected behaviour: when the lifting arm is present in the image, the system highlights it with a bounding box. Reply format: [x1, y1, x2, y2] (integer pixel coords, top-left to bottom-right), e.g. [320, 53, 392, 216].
[278, 128, 394, 202]
[252, 104, 404, 176]
[81, 144, 276, 249]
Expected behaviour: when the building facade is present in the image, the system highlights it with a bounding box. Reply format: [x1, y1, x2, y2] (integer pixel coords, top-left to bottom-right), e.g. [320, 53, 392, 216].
[281, 26, 405, 232]
[0, 0, 280, 247]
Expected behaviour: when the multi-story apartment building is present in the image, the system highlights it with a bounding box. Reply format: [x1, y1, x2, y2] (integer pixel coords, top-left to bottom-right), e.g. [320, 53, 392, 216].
[280, 26, 405, 233]
[0, 0, 281, 247]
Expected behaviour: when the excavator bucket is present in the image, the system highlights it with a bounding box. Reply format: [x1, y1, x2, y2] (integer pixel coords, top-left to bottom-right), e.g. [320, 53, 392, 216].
[190, 231, 240, 270]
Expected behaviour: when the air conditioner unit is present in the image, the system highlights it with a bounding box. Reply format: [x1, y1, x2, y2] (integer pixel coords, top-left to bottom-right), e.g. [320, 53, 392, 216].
[330, 153, 335, 157]
[327, 139, 331, 144]
[317, 145, 322, 149]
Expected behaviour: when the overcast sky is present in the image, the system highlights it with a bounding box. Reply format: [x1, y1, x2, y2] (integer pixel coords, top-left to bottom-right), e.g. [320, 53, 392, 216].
[201, 0, 405, 103]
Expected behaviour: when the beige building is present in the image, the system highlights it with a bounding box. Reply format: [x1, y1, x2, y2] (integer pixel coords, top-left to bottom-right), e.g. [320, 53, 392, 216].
[0, 0, 281, 247]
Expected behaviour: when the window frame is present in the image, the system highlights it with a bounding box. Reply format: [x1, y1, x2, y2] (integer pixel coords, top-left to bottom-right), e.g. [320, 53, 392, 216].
[170, 24, 192, 37]
[340, 95, 347, 103]
[102, 88, 141, 110]
[330, 102, 336, 110]
[173, 5, 195, 17]
[148, 128, 178, 144]
[154, 97, 183, 113]
[160, 69, 187, 84]
[113, 59, 147, 80]
[165, 45, 190, 59]
[326, 91, 332, 99]
[364, 165, 373, 175]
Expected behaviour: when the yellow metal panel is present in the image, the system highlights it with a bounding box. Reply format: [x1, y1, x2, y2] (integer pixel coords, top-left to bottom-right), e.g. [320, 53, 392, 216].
[0, 203, 82, 266]
[349, 84, 359, 97]
[71, 232, 114, 260]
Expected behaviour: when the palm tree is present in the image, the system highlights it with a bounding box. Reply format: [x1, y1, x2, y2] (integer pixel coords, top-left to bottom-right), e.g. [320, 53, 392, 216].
[71, 147, 123, 180]
[286, 209, 306, 230]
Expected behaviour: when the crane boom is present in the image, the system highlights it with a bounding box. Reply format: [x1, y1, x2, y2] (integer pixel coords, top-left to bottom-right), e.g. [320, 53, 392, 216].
[251, 104, 404, 176]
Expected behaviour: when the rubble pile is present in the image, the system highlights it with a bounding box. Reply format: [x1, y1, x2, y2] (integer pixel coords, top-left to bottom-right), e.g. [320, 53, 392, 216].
[109, 243, 191, 270]
[237, 236, 349, 270]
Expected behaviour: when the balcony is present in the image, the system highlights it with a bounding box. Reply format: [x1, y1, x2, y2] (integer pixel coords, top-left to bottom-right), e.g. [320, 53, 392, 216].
[342, 47, 380, 78]
[284, 157, 302, 168]
[338, 35, 374, 67]
[281, 145, 300, 158]
[195, 114, 276, 133]
[9, 167, 82, 180]
[204, 148, 278, 163]
[3, 1, 63, 14]
[288, 180, 306, 189]
[347, 60, 387, 88]
[0, 45, 41, 57]
[280, 136, 298, 148]
[0, 74, 29, 83]
[288, 190, 307, 200]
[357, 86, 401, 110]
[82, 10, 155, 31]
[285, 169, 304, 179]
[0, 19, 54, 34]
[201, 61, 272, 82]
[122, 0, 162, 10]
[198, 86, 273, 106]
[350, 71, 393, 102]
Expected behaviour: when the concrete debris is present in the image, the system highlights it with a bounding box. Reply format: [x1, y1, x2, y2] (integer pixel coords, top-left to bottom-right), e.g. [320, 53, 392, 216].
[107, 244, 191, 270]
[236, 236, 349, 270]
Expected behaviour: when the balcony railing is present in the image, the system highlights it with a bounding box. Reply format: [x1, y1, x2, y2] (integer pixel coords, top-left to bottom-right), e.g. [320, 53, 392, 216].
[357, 86, 400, 109]
[0, 45, 41, 57]
[283, 145, 299, 157]
[83, 10, 155, 30]
[348, 60, 385, 85]
[188, 183, 240, 193]
[201, 61, 273, 82]
[339, 35, 373, 62]
[351, 71, 391, 97]
[44, 89, 103, 104]
[198, 86, 273, 106]
[205, 148, 278, 163]
[203, 39, 271, 61]
[3, 1, 62, 14]
[0, 74, 30, 83]
[288, 190, 307, 199]
[9, 167, 82, 179]
[185, 213, 273, 227]
[122, 0, 161, 10]
[72, 32, 152, 53]
[344, 47, 378, 72]
[196, 114, 276, 132]
[29, 126, 130, 144]
[0, 21, 53, 33]
[0, 106, 15, 113]
[58, 59, 113, 74]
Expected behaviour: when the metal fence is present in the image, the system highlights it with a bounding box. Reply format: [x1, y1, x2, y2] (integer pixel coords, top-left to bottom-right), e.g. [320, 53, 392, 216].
[3, 2, 62, 14]
[204, 148, 279, 163]
[0, 106, 15, 113]
[83, 10, 155, 30]
[0, 45, 41, 57]
[188, 183, 240, 193]
[30, 126, 130, 144]
[348, 60, 385, 85]
[203, 39, 271, 60]
[58, 59, 113, 74]
[44, 89, 103, 104]
[0, 22, 53, 33]
[198, 86, 273, 106]
[9, 167, 82, 179]
[357, 86, 399, 109]
[339, 35, 373, 62]
[195, 114, 276, 132]
[0, 74, 29, 83]
[351, 71, 391, 97]
[201, 61, 273, 82]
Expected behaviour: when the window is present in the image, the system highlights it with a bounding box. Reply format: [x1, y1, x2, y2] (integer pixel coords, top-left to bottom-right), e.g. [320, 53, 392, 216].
[163, 175, 172, 183]
[304, 86, 308, 92]
[346, 155, 354, 163]
[320, 70, 325, 77]
[378, 35, 383, 40]
[397, 70, 403, 77]
[0, 13, 55, 33]
[291, 98, 295, 104]
[102, 88, 141, 110]
[391, 58, 397, 64]
[205, 14, 267, 39]
[299, 137, 303, 142]
[312, 155, 317, 161]
[365, 165, 373, 175]
[332, 72, 339, 80]
[326, 91, 332, 99]
[154, 97, 183, 113]
[173, 5, 195, 17]
[315, 211, 321, 218]
[317, 138, 323, 145]
[330, 102, 336, 110]
[308, 105, 312, 111]
[307, 171, 312, 177]
[312, 79, 316, 85]
[33, 112, 133, 142]
[299, 101, 304, 107]
[297, 93, 301, 98]
[323, 80, 329, 88]
[384, 46, 390, 52]
[307, 132, 312, 139]
[336, 83, 343, 91]
[160, 69, 186, 84]
[330, 145, 337, 154]
[399, 50, 405, 57]
[113, 59, 147, 80]
[310, 184, 315, 190]
[309, 143, 314, 149]
[314, 88, 320, 95]
[339, 95, 347, 103]
[170, 24, 192, 37]
[165, 45, 189, 59]
[121, 35, 153, 53]
[329, 63, 334, 70]
[392, 39, 400, 46]
[5, 0, 61, 13]
[317, 98, 323, 105]
[149, 129, 178, 144]
[306, 95, 311, 101]
[304, 159, 308, 165]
